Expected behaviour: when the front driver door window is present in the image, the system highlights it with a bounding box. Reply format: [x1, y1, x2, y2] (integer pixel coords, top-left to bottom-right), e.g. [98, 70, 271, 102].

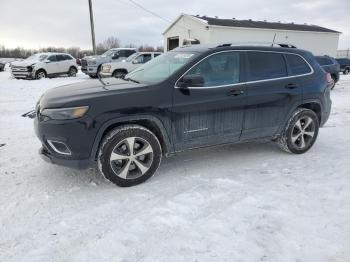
[172, 51, 246, 151]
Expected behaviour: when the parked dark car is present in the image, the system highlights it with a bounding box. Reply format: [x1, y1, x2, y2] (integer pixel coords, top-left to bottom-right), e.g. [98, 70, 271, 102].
[315, 55, 340, 89]
[0, 62, 5, 72]
[34, 45, 333, 187]
[336, 58, 350, 75]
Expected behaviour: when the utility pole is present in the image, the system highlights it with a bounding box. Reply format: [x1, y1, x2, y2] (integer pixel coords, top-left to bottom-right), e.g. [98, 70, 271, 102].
[88, 0, 96, 54]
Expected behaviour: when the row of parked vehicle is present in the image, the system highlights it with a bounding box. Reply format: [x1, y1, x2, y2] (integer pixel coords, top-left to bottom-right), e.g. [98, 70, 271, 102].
[314, 55, 350, 89]
[3, 48, 350, 90]
[4, 48, 163, 80]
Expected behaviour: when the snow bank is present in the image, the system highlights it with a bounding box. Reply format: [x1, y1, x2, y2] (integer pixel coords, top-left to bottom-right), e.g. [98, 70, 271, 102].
[0, 70, 350, 262]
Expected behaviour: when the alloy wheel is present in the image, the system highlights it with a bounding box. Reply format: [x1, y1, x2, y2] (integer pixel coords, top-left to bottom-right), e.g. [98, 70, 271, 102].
[37, 72, 46, 79]
[109, 137, 153, 179]
[291, 116, 316, 149]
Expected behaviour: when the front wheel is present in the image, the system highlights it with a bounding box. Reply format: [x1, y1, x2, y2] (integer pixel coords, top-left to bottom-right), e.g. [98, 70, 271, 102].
[277, 108, 319, 154]
[98, 125, 162, 187]
[344, 68, 349, 75]
[35, 70, 46, 79]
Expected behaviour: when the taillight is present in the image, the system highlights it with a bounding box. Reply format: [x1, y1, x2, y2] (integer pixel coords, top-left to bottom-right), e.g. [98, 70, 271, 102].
[326, 72, 332, 83]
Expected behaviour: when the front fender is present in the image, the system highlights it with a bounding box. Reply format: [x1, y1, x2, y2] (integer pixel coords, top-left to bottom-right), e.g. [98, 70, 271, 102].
[89, 114, 173, 160]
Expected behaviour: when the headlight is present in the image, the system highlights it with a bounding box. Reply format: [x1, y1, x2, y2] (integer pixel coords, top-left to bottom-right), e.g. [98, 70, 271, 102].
[102, 64, 111, 73]
[88, 60, 97, 66]
[41, 106, 89, 120]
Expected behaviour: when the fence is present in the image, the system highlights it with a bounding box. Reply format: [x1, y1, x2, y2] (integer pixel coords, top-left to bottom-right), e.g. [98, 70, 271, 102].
[337, 49, 350, 58]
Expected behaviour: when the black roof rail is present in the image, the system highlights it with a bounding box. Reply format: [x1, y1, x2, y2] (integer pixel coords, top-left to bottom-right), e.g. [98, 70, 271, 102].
[216, 42, 297, 48]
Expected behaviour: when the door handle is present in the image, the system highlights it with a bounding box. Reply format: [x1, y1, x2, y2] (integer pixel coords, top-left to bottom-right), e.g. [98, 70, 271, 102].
[285, 83, 300, 89]
[227, 90, 244, 96]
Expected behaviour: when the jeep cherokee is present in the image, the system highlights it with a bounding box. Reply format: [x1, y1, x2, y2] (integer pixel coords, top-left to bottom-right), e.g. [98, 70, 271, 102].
[34, 44, 332, 187]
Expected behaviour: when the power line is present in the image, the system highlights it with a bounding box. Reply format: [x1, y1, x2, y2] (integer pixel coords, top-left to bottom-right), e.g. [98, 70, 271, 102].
[127, 0, 173, 24]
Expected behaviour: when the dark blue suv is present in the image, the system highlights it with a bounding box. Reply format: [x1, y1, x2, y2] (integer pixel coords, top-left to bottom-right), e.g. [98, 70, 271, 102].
[34, 45, 332, 186]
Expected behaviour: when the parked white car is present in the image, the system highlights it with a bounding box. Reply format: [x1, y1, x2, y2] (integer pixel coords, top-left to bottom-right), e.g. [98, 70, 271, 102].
[100, 52, 162, 78]
[11, 53, 78, 79]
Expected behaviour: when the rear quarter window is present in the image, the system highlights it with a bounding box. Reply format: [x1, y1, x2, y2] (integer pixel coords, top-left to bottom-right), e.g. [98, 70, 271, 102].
[315, 57, 332, 66]
[246, 52, 287, 81]
[285, 54, 312, 76]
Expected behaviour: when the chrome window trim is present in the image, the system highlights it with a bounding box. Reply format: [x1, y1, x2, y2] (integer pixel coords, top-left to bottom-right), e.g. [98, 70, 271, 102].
[174, 50, 314, 89]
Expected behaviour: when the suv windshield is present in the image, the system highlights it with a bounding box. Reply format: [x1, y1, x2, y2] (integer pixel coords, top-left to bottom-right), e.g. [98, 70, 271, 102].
[126, 53, 139, 62]
[102, 50, 117, 57]
[125, 52, 198, 84]
[26, 54, 48, 61]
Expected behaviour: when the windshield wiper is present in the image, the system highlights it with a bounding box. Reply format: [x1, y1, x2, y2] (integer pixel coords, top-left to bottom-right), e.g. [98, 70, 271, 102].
[124, 77, 140, 84]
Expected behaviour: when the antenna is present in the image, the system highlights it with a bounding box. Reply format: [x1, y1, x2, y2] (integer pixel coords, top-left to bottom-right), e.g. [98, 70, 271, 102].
[271, 33, 277, 47]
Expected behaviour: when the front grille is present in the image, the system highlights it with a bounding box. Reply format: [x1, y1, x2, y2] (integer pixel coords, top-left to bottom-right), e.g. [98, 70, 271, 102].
[11, 66, 28, 72]
[81, 59, 87, 67]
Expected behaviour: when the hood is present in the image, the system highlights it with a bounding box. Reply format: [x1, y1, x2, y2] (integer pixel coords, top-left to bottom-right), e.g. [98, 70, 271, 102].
[39, 78, 146, 108]
[83, 55, 99, 60]
[11, 59, 38, 67]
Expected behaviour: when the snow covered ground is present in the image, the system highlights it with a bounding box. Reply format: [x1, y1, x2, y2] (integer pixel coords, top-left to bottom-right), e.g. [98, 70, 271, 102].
[0, 66, 350, 262]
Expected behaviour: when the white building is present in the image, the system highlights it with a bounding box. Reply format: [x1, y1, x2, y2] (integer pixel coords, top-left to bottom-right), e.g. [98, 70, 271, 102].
[163, 14, 340, 56]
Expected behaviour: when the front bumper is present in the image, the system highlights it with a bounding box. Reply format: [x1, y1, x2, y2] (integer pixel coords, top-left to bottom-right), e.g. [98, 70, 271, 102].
[11, 70, 35, 79]
[39, 146, 92, 169]
[81, 66, 98, 75]
[100, 71, 112, 77]
[34, 115, 97, 170]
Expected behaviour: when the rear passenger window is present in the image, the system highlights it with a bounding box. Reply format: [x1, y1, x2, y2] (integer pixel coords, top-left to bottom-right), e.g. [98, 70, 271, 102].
[187, 51, 240, 87]
[285, 54, 312, 75]
[247, 52, 287, 81]
[56, 55, 65, 61]
[64, 55, 73, 60]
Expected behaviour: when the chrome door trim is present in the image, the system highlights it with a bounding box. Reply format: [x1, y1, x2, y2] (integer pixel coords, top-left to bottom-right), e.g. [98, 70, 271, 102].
[174, 50, 314, 90]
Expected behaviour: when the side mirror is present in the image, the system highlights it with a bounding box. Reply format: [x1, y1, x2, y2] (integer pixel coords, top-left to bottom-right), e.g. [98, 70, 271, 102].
[178, 75, 204, 88]
[132, 60, 138, 64]
[45, 60, 50, 63]
[112, 54, 119, 59]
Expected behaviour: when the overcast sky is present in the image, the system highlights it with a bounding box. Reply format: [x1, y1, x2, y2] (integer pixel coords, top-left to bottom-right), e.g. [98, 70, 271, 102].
[1, 0, 349, 50]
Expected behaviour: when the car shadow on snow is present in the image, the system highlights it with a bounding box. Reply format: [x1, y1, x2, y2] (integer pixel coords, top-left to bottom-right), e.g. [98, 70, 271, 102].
[41, 140, 285, 188]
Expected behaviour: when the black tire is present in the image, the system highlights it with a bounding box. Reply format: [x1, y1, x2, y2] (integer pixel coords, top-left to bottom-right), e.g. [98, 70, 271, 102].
[35, 69, 47, 79]
[112, 70, 127, 79]
[89, 75, 98, 78]
[330, 75, 336, 90]
[98, 124, 162, 187]
[344, 68, 349, 75]
[68, 67, 77, 77]
[277, 108, 319, 154]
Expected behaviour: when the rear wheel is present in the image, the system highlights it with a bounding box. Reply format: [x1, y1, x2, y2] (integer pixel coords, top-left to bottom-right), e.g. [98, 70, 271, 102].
[68, 67, 77, 77]
[35, 70, 46, 79]
[277, 108, 319, 154]
[344, 68, 350, 75]
[98, 125, 162, 187]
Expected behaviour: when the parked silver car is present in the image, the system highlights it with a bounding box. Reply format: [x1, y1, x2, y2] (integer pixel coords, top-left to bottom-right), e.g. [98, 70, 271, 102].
[81, 48, 136, 78]
[100, 52, 162, 78]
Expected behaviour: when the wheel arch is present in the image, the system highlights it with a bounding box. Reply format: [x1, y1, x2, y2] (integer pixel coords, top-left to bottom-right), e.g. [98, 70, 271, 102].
[69, 65, 78, 71]
[297, 101, 322, 124]
[90, 115, 172, 160]
[112, 68, 128, 75]
[36, 68, 47, 75]
[276, 100, 323, 138]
